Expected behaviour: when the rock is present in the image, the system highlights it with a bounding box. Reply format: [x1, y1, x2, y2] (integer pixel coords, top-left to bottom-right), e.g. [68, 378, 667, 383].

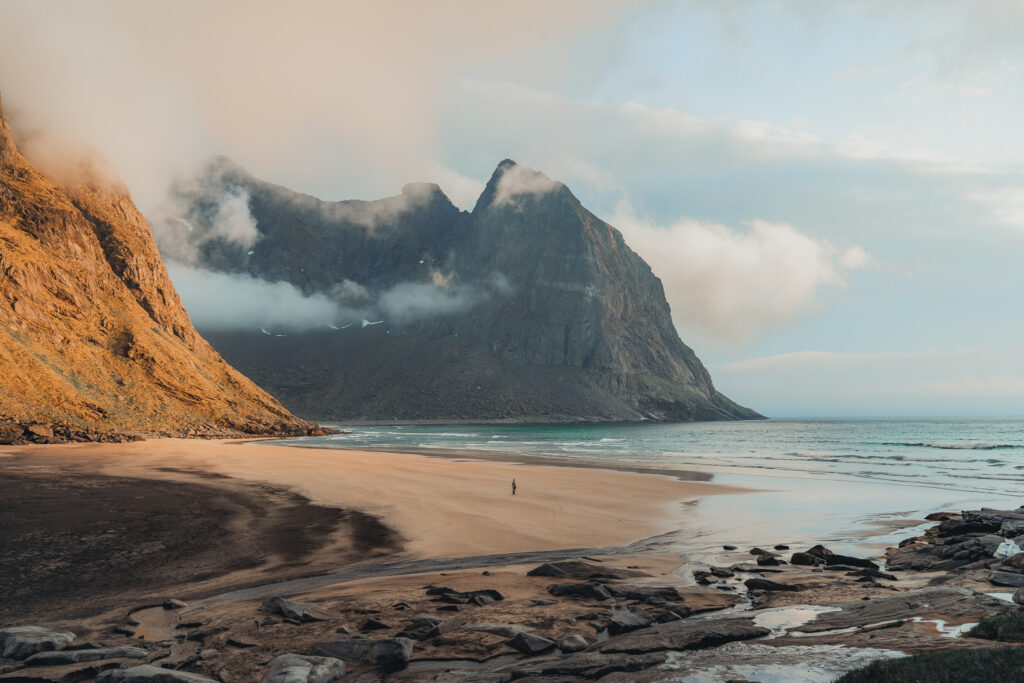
[464, 623, 534, 638]
[990, 571, 1024, 587]
[656, 610, 687, 623]
[1013, 588, 1024, 605]
[692, 571, 719, 585]
[756, 555, 782, 566]
[599, 616, 769, 654]
[774, 544, 790, 550]
[361, 618, 391, 631]
[226, 637, 259, 648]
[261, 653, 346, 683]
[531, 599, 557, 606]
[744, 578, 804, 592]
[472, 594, 496, 606]
[162, 599, 188, 610]
[96, 665, 218, 682]
[526, 561, 649, 580]
[507, 632, 557, 655]
[258, 616, 280, 631]
[709, 566, 734, 578]
[25, 646, 148, 666]
[312, 637, 414, 667]
[560, 634, 588, 653]
[185, 626, 228, 641]
[606, 585, 684, 604]
[749, 548, 777, 556]
[847, 567, 898, 581]
[547, 582, 613, 600]
[0, 626, 76, 660]
[607, 605, 654, 635]
[790, 552, 823, 566]
[804, 544, 879, 569]
[723, 545, 737, 550]
[796, 586, 1007, 633]
[27, 424, 54, 439]
[261, 596, 332, 622]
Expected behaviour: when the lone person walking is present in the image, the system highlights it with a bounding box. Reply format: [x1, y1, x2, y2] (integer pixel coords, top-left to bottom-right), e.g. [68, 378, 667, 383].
[512, 478, 517, 496]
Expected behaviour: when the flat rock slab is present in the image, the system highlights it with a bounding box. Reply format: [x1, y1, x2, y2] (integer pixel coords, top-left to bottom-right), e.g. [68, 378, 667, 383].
[607, 606, 654, 635]
[0, 627, 76, 660]
[598, 616, 770, 655]
[313, 637, 414, 667]
[261, 596, 332, 622]
[794, 586, 1008, 634]
[25, 646, 148, 665]
[547, 582, 612, 600]
[464, 624, 534, 638]
[504, 651, 669, 679]
[261, 653, 346, 683]
[96, 665, 218, 682]
[526, 561, 649, 580]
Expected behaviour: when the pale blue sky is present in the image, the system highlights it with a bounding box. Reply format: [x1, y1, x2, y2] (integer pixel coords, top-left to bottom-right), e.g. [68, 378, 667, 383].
[2, 0, 1022, 416]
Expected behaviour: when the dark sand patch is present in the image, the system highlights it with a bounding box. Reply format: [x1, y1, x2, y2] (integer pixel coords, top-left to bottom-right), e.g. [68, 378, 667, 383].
[0, 460, 401, 624]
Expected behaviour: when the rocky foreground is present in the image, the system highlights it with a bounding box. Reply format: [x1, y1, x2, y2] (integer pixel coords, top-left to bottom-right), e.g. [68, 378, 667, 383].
[6, 506, 1024, 682]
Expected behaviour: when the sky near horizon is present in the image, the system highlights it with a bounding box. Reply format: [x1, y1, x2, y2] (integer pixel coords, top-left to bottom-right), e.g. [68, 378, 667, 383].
[1, 0, 1022, 417]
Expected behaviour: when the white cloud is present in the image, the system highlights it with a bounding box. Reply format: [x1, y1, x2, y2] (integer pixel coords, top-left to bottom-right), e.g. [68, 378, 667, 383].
[610, 206, 869, 342]
[167, 264, 353, 332]
[377, 282, 481, 323]
[493, 164, 562, 206]
[968, 187, 1024, 229]
[710, 346, 1024, 417]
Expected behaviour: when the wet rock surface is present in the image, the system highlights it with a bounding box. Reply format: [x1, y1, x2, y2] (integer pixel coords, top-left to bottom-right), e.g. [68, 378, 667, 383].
[0, 627, 75, 660]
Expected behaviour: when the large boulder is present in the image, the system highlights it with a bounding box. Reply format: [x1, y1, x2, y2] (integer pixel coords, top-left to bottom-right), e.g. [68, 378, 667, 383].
[26, 646, 148, 665]
[96, 665, 218, 682]
[313, 637, 414, 667]
[261, 653, 346, 683]
[0, 626, 76, 660]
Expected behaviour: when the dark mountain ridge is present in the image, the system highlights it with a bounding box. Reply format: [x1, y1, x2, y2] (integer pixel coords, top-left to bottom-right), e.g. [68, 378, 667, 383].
[164, 157, 761, 423]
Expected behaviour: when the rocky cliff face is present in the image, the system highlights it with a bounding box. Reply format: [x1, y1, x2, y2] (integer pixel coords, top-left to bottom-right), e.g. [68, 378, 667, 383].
[0, 98, 317, 441]
[166, 157, 760, 422]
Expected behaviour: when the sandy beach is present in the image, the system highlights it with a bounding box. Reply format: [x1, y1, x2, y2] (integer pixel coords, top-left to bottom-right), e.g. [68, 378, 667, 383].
[2, 438, 748, 559]
[0, 438, 747, 625]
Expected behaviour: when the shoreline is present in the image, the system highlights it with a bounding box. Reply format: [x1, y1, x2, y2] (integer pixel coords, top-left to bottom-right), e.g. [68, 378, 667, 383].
[1, 438, 751, 559]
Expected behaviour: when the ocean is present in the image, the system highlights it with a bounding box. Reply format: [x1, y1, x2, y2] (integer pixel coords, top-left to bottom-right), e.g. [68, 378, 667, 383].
[279, 417, 1024, 559]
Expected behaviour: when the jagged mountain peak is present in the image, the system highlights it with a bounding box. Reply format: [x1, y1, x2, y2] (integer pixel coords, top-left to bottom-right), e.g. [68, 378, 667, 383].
[473, 158, 574, 214]
[178, 156, 760, 423]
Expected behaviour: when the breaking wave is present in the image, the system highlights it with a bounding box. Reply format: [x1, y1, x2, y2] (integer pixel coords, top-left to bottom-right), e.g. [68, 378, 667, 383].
[883, 441, 1023, 451]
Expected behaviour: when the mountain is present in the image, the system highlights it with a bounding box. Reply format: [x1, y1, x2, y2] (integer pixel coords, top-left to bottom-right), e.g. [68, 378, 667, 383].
[163, 157, 761, 423]
[0, 96, 319, 442]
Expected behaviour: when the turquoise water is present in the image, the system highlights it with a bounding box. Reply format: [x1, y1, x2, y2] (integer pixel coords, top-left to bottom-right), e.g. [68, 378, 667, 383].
[279, 418, 1024, 555]
[286, 418, 1024, 496]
